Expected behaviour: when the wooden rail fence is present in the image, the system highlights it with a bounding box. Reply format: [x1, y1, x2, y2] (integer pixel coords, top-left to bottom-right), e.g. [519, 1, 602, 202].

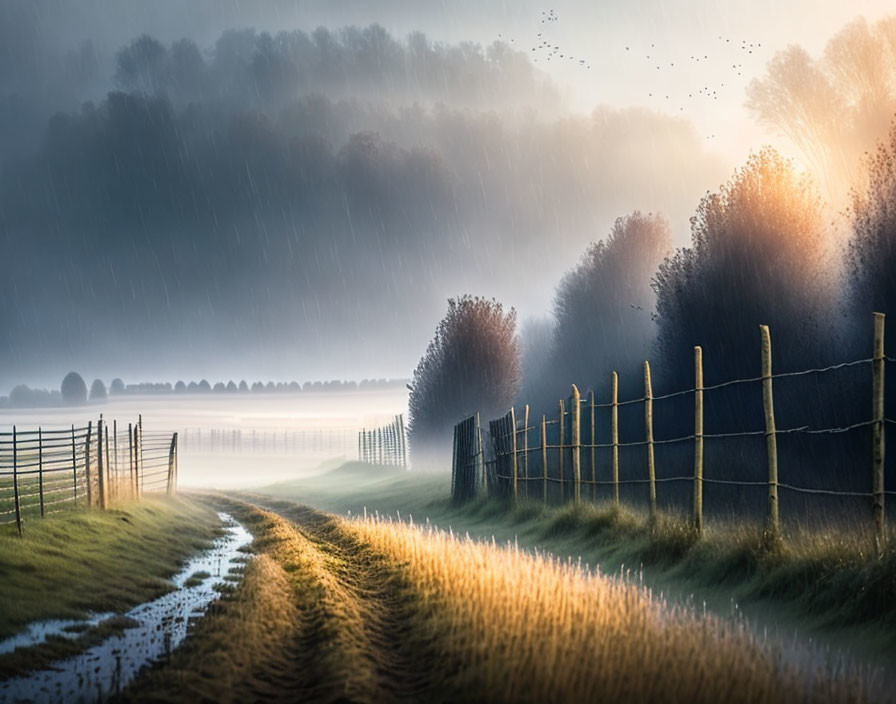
[0, 414, 178, 535]
[452, 314, 895, 543]
[358, 415, 408, 468]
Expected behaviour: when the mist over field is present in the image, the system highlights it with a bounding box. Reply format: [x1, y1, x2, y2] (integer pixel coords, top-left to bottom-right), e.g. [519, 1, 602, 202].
[0, 0, 743, 388]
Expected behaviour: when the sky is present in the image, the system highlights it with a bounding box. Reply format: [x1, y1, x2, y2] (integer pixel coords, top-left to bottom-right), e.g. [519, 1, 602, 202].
[0, 0, 893, 389]
[20, 0, 892, 161]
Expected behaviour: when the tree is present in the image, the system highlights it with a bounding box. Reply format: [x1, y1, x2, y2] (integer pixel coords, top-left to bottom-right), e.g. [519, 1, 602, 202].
[198, 379, 211, 392]
[847, 118, 896, 327]
[239, 380, 249, 392]
[746, 16, 896, 204]
[110, 378, 125, 395]
[61, 372, 88, 405]
[89, 378, 107, 401]
[550, 211, 670, 402]
[408, 295, 521, 466]
[226, 380, 238, 392]
[175, 380, 187, 392]
[653, 148, 831, 387]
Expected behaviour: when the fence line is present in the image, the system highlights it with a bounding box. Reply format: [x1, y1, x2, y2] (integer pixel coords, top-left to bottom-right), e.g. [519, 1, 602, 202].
[358, 414, 408, 468]
[178, 426, 356, 455]
[0, 414, 177, 536]
[452, 313, 892, 544]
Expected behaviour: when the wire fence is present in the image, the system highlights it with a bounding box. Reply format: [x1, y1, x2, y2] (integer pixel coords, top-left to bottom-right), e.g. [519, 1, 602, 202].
[358, 414, 408, 468]
[0, 414, 178, 535]
[452, 313, 892, 542]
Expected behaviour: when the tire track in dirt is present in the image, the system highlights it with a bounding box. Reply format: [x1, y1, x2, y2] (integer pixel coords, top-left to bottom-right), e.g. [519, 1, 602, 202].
[241, 495, 439, 703]
[122, 494, 442, 703]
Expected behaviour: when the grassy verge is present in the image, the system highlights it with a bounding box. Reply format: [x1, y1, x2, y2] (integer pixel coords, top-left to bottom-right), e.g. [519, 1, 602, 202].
[125, 497, 878, 703]
[255, 466, 896, 657]
[0, 496, 221, 644]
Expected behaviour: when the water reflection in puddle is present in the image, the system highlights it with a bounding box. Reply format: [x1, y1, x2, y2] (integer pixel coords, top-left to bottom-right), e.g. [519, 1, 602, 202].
[0, 512, 252, 703]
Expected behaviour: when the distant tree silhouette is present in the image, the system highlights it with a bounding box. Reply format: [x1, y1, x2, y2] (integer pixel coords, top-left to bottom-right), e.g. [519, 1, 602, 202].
[175, 380, 187, 392]
[89, 378, 107, 401]
[746, 16, 896, 202]
[251, 381, 264, 392]
[109, 378, 125, 395]
[239, 380, 249, 392]
[226, 380, 238, 392]
[848, 119, 896, 315]
[549, 211, 671, 404]
[198, 379, 211, 393]
[409, 295, 521, 466]
[61, 372, 88, 405]
[213, 382, 226, 393]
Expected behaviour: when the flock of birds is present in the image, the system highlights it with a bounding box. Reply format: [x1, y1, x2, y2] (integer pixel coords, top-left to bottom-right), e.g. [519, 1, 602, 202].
[497, 11, 767, 142]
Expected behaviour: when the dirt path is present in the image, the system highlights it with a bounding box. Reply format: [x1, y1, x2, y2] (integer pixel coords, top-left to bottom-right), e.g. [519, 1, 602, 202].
[119, 497, 439, 704]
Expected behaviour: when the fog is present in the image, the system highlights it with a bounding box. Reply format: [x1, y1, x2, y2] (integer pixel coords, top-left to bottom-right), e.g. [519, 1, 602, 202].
[0, 2, 730, 390]
[1, 0, 894, 393]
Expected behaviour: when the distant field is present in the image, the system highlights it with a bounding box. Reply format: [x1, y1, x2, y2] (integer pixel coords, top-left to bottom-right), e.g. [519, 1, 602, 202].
[0, 388, 408, 488]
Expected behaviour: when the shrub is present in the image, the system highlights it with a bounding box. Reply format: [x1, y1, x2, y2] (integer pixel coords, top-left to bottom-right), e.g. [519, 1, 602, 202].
[409, 295, 521, 467]
[89, 378, 107, 401]
[61, 372, 88, 405]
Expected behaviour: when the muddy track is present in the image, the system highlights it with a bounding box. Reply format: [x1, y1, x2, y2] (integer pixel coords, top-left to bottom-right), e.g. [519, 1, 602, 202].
[121, 494, 441, 704]
[256, 497, 435, 703]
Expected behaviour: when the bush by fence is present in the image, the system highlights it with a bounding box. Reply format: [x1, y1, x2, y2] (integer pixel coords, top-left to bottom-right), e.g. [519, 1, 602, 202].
[358, 415, 408, 468]
[0, 415, 178, 535]
[452, 314, 895, 543]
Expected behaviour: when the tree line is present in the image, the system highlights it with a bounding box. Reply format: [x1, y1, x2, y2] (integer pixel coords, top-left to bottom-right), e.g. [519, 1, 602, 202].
[409, 124, 896, 488]
[1, 373, 408, 409]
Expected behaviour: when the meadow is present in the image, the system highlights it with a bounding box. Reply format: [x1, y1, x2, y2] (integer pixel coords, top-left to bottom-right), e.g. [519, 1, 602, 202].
[118, 496, 882, 703]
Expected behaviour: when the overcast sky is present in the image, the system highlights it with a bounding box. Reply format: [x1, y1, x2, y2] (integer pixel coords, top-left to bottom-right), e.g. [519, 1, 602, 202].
[1, 0, 893, 389]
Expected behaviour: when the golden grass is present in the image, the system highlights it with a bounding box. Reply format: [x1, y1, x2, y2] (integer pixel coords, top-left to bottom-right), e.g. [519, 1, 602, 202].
[124, 498, 879, 703]
[347, 514, 873, 704]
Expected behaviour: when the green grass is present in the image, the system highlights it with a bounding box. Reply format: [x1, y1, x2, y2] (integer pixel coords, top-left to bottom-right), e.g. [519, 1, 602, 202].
[252, 466, 896, 662]
[0, 495, 222, 640]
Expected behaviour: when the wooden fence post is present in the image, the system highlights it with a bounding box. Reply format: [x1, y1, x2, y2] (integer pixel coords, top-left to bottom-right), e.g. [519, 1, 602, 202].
[510, 407, 519, 504]
[872, 312, 886, 545]
[138, 414, 143, 496]
[644, 362, 656, 522]
[523, 405, 530, 501]
[38, 427, 44, 518]
[12, 426, 22, 536]
[128, 423, 135, 498]
[113, 420, 118, 501]
[589, 390, 596, 502]
[611, 371, 619, 506]
[71, 425, 78, 503]
[571, 385, 581, 505]
[451, 421, 459, 499]
[85, 421, 93, 508]
[104, 422, 111, 503]
[541, 414, 548, 505]
[760, 325, 779, 538]
[167, 433, 178, 495]
[97, 418, 105, 510]
[399, 414, 408, 469]
[558, 399, 566, 502]
[694, 346, 704, 533]
[476, 413, 484, 491]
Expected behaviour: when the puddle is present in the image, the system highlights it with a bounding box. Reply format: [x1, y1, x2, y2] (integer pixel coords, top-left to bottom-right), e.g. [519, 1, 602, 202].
[0, 512, 252, 703]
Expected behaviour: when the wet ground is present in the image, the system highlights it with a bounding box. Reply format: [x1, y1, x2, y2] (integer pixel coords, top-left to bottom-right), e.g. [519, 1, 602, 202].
[0, 512, 251, 703]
